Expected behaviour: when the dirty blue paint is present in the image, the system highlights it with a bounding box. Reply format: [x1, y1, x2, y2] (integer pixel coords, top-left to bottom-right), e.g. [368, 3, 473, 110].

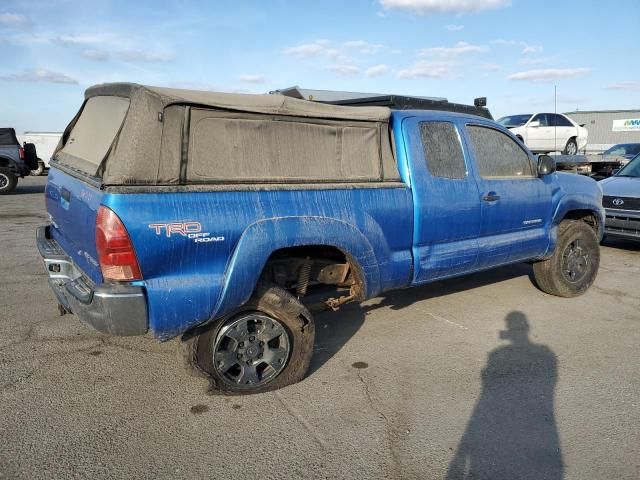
[44, 110, 604, 340]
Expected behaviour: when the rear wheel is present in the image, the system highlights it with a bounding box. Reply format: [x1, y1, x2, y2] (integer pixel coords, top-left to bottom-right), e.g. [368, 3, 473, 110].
[0, 168, 17, 194]
[564, 138, 578, 155]
[182, 285, 315, 394]
[533, 220, 600, 297]
[32, 160, 45, 176]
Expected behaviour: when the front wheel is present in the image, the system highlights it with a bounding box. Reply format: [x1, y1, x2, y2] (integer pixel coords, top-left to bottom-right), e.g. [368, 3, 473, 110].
[0, 167, 18, 194]
[182, 286, 315, 394]
[564, 138, 578, 155]
[532, 220, 600, 297]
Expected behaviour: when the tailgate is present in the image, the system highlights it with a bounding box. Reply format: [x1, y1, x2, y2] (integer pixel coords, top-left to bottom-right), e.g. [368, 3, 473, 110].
[45, 167, 105, 284]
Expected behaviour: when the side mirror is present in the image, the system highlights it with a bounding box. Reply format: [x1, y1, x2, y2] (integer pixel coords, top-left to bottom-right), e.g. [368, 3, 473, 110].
[538, 154, 556, 176]
[529, 120, 541, 128]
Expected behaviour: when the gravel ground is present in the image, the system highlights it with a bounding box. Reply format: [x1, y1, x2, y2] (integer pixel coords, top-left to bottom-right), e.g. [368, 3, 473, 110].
[1, 175, 638, 479]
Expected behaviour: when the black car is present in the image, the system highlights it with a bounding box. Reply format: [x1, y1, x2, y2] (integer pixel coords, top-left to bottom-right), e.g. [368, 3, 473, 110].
[0, 128, 37, 194]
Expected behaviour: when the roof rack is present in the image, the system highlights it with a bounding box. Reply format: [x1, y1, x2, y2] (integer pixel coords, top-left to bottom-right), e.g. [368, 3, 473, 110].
[271, 86, 493, 120]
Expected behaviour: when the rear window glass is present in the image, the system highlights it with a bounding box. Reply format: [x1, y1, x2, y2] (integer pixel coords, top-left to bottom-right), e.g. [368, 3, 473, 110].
[420, 122, 466, 179]
[188, 109, 383, 182]
[58, 96, 130, 174]
[0, 129, 19, 146]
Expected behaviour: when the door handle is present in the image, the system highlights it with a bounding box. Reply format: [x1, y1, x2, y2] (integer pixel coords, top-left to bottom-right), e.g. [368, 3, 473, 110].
[482, 193, 500, 202]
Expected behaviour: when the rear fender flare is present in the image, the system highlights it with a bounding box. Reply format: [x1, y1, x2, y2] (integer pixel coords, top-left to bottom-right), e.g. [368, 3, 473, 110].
[211, 216, 381, 320]
[0, 156, 17, 169]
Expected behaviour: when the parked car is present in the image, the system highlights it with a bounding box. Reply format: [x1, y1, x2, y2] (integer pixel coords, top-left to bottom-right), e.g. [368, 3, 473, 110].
[497, 113, 588, 155]
[599, 143, 640, 166]
[0, 127, 35, 194]
[38, 83, 604, 394]
[599, 152, 640, 241]
[18, 132, 63, 175]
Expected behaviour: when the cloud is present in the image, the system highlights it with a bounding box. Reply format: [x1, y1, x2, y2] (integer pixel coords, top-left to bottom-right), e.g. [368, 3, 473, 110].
[482, 63, 502, 71]
[519, 56, 549, 65]
[420, 41, 488, 58]
[284, 40, 334, 58]
[606, 81, 640, 91]
[444, 24, 464, 31]
[490, 38, 517, 46]
[0, 68, 78, 84]
[378, 0, 511, 15]
[344, 40, 385, 54]
[325, 64, 360, 76]
[116, 49, 173, 62]
[52, 33, 172, 63]
[397, 60, 457, 79]
[52, 34, 117, 48]
[0, 12, 30, 26]
[82, 49, 110, 61]
[366, 64, 392, 77]
[238, 74, 265, 84]
[508, 68, 591, 82]
[522, 44, 543, 55]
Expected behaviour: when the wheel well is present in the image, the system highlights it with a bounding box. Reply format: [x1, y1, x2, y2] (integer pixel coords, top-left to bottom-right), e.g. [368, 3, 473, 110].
[562, 210, 599, 233]
[259, 245, 365, 305]
[0, 157, 13, 168]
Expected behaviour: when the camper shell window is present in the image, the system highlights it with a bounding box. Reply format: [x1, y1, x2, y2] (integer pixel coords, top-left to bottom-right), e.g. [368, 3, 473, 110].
[56, 96, 130, 175]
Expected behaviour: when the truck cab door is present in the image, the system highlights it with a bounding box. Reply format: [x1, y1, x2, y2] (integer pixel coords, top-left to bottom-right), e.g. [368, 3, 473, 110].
[526, 114, 553, 152]
[463, 123, 554, 269]
[402, 117, 482, 284]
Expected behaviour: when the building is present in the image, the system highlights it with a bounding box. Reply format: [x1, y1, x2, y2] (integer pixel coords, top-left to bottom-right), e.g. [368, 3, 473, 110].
[565, 109, 640, 153]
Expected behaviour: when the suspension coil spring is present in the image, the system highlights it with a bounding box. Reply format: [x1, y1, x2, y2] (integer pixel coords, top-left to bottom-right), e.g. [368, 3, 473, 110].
[296, 259, 312, 297]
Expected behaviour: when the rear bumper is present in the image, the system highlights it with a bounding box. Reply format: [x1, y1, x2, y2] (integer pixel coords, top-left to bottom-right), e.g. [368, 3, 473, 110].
[604, 208, 640, 241]
[37, 225, 148, 335]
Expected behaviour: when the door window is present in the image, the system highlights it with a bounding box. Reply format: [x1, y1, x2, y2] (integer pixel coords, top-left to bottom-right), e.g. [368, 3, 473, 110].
[550, 114, 574, 127]
[531, 114, 550, 126]
[420, 122, 466, 179]
[467, 125, 535, 178]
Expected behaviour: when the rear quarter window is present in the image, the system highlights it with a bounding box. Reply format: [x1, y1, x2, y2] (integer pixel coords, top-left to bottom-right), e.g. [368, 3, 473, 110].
[420, 121, 466, 179]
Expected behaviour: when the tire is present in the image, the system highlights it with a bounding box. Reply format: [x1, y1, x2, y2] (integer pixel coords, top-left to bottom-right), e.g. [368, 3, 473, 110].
[182, 285, 315, 394]
[533, 220, 600, 297]
[32, 160, 45, 176]
[564, 138, 578, 155]
[0, 167, 18, 194]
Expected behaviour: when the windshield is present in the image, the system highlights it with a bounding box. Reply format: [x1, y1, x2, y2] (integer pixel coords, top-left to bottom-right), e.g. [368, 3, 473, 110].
[616, 153, 640, 177]
[603, 144, 640, 156]
[497, 114, 532, 128]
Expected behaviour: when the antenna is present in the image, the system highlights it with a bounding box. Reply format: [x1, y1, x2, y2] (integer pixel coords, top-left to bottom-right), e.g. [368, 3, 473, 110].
[554, 85, 557, 153]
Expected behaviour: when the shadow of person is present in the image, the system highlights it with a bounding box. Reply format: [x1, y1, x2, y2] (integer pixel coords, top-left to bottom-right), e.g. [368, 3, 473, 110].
[446, 312, 563, 480]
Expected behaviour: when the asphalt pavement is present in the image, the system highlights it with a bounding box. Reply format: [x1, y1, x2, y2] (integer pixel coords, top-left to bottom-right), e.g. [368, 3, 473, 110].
[1, 176, 638, 479]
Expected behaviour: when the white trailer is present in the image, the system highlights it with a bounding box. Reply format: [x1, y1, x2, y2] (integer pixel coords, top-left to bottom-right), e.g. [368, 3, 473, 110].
[18, 132, 62, 175]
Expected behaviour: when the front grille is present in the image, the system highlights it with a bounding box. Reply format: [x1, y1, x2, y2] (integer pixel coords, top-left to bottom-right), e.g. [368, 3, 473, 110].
[603, 195, 640, 210]
[605, 214, 640, 238]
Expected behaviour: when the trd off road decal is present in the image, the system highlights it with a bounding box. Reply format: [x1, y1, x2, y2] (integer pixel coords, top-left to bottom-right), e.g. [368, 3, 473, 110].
[148, 222, 224, 243]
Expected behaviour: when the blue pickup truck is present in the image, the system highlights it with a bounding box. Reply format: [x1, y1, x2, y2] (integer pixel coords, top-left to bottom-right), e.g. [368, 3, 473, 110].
[38, 83, 604, 393]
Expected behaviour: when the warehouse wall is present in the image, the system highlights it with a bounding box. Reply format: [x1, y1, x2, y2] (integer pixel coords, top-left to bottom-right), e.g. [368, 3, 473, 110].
[566, 110, 640, 153]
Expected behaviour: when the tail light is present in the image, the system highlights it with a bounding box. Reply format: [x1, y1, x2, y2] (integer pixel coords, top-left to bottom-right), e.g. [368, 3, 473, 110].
[96, 206, 142, 281]
[19, 147, 24, 159]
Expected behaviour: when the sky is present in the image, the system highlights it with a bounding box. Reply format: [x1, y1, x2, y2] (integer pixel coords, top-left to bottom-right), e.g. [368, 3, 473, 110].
[1, 0, 639, 133]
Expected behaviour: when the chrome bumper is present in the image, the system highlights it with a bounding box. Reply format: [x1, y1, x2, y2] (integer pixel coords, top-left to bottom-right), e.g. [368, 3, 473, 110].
[37, 226, 148, 336]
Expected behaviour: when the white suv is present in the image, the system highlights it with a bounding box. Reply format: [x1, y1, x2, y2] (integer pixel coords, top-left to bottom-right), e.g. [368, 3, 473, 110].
[497, 113, 588, 155]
